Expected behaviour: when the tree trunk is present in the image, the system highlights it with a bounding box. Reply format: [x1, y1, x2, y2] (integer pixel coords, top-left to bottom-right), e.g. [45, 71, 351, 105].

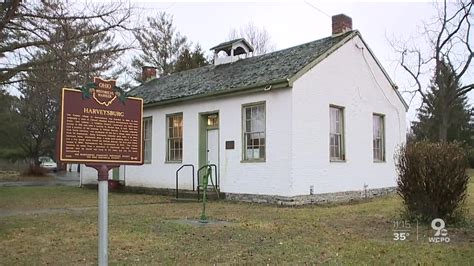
[438, 123, 448, 142]
[438, 112, 449, 142]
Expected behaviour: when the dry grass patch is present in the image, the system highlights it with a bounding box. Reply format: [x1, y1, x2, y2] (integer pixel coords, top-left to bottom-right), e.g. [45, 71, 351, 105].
[0, 171, 473, 264]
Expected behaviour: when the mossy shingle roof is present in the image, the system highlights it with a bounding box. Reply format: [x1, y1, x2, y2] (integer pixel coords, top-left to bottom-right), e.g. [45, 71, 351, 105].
[129, 31, 355, 105]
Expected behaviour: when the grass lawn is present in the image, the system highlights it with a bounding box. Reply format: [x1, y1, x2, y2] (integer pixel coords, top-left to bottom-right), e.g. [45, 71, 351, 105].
[0, 172, 473, 264]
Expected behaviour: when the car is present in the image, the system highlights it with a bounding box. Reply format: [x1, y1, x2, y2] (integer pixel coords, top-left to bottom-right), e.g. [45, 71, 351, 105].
[39, 156, 57, 172]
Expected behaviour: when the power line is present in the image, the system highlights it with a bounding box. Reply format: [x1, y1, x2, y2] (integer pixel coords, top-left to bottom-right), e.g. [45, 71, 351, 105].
[304, 0, 331, 18]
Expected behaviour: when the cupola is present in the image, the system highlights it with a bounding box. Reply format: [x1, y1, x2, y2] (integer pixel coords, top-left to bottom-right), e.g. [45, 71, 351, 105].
[210, 38, 254, 65]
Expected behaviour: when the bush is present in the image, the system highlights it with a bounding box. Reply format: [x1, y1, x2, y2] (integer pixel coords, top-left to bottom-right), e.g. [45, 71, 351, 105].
[22, 165, 49, 177]
[467, 147, 474, 169]
[395, 141, 469, 223]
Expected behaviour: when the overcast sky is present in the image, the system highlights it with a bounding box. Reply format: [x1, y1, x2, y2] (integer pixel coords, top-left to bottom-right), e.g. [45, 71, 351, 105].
[7, 1, 471, 123]
[128, 0, 472, 122]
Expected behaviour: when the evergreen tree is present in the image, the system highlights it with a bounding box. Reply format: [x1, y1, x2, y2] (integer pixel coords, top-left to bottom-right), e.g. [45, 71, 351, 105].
[0, 89, 27, 161]
[131, 12, 187, 82]
[396, 1, 473, 141]
[412, 61, 472, 145]
[174, 45, 208, 73]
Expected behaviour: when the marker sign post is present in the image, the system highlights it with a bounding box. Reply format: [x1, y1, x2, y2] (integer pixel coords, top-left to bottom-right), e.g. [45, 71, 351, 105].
[59, 77, 143, 265]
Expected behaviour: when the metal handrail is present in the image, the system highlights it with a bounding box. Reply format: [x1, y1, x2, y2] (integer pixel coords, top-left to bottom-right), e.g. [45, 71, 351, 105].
[197, 164, 218, 199]
[175, 164, 195, 199]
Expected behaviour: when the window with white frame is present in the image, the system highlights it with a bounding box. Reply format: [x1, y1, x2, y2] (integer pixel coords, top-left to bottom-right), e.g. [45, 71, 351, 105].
[329, 106, 345, 161]
[373, 114, 385, 161]
[166, 113, 183, 162]
[143, 117, 152, 163]
[243, 102, 265, 161]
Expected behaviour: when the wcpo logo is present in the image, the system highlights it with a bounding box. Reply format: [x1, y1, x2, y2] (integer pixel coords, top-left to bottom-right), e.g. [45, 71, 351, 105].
[428, 218, 450, 243]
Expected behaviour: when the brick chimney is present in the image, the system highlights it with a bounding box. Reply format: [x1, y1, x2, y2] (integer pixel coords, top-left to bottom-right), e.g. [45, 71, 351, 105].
[332, 14, 352, 35]
[142, 66, 157, 82]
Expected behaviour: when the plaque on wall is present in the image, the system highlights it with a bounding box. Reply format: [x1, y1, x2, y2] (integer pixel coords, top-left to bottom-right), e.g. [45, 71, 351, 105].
[225, 141, 235, 150]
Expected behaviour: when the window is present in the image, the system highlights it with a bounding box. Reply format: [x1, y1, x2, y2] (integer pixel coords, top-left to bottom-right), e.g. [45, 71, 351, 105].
[242, 102, 265, 161]
[207, 114, 219, 127]
[166, 113, 183, 162]
[373, 114, 385, 161]
[143, 117, 152, 163]
[329, 106, 345, 161]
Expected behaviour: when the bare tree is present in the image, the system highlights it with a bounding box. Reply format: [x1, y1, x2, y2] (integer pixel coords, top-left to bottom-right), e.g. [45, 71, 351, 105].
[393, 0, 473, 141]
[0, 0, 21, 34]
[1, 1, 131, 164]
[228, 21, 275, 55]
[0, 1, 132, 85]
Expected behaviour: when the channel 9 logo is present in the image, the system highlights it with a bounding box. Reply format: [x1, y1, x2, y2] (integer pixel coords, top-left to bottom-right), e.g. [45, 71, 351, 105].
[429, 218, 450, 243]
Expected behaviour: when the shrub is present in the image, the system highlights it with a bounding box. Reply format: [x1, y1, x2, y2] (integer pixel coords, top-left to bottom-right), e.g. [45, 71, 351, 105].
[395, 141, 469, 223]
[22, 165, 49, 177]
[467, 147, 474, 168]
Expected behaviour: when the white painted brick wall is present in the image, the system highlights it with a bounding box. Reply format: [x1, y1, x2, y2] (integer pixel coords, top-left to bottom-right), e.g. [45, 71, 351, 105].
[80, 35, 406, 197]
[291, 36, 406, 196]
[81, 89, 294, 196]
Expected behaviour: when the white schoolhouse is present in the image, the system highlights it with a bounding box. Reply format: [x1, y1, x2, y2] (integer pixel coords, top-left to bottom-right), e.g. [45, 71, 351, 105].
[81, 15, 407, 204]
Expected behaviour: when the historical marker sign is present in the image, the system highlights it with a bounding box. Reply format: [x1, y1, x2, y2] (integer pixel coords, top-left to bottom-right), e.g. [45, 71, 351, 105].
[59, 77, 143, 265]
[59, 77, 143, 165]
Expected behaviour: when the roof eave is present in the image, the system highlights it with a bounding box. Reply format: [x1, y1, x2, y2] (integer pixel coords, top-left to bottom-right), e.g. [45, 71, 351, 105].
[356, 35, 409, 111]
[143, 78, 290, 108]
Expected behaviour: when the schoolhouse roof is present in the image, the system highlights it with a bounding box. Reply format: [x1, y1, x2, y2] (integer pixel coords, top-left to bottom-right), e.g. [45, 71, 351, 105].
[129, 30, 406, 109]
